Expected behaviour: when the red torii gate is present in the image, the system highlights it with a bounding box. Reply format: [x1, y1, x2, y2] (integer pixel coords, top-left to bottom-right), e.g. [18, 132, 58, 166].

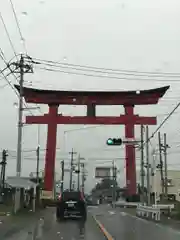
[15, 85, 169, 197]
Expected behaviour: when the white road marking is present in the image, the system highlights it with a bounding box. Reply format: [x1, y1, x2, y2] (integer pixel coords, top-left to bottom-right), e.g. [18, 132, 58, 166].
[108, 211, 115, 215]
[120, 212, 128, 217]
[119, 211, 180, 235]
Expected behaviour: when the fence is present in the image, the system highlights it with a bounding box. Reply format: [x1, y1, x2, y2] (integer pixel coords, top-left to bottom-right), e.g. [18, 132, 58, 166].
[136, 204, 161, 221]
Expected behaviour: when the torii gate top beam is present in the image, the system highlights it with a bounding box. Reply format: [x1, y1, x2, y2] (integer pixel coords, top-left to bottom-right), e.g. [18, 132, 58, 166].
[14, 85, 170, 105]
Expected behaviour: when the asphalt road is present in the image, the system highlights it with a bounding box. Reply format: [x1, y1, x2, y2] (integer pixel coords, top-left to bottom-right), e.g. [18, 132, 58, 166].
[90, 205, 180, 240]
[4, 207, 106, 240]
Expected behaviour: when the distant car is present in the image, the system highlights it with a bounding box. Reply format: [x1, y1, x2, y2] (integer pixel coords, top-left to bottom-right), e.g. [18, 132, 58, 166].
[56, 190, 87, 221]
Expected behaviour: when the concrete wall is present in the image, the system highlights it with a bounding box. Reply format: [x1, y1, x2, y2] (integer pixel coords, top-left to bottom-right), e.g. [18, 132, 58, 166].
[137, 169, 180, 201]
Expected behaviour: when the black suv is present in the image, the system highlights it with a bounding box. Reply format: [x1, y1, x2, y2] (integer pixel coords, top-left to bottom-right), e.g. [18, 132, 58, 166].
[56, 190, 87, 220]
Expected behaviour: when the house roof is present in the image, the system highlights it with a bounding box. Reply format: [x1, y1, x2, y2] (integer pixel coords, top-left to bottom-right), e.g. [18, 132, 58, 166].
[6, 176, 38, 189]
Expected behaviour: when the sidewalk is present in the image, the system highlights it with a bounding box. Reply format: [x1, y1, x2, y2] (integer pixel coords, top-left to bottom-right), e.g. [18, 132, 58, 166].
[0, 207, 51, 239]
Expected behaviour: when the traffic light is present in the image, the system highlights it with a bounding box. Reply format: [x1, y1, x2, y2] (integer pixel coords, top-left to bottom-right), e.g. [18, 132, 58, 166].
[106, 138, 122, 146]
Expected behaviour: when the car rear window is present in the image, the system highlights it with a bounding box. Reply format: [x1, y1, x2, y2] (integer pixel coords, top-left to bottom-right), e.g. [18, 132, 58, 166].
[62, 191, 81, 201]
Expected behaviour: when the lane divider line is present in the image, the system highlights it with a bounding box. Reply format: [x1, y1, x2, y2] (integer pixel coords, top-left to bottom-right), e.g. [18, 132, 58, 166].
[93, 215, 114, 240]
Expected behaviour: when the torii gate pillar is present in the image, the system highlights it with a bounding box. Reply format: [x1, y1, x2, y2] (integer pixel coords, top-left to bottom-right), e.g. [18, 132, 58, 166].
[44, 105, 58, 191]
[124, 105, 136, 195]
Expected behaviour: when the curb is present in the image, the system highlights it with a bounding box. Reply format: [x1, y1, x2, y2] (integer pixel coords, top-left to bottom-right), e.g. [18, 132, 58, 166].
[0, 212, 6, 216]
[93, 215, 114, 240]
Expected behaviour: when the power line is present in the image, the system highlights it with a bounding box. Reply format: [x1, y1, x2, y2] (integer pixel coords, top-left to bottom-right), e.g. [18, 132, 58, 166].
[0, 11, 17, 58]
[37, 66, 178, 83]
[151, 102, 180, 138]
[139, 101, 180, 151]
[9, 0, 28, 54]
[5, 154, 180, 166]
[31, 57, 180, 77]
[30, 60, 180, 80]
[0, 70, 20, 98]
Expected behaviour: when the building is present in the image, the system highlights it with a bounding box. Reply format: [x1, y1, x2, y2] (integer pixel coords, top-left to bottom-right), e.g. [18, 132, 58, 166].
[137, 169, 180, 202]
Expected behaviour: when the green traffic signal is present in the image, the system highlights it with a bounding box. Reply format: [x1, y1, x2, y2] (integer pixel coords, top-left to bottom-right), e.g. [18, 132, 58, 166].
[106, 138, 122, 146]
[107, 138, 113, 145]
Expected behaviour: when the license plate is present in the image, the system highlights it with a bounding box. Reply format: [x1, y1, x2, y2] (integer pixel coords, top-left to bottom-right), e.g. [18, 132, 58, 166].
[68, 203, 74, 207]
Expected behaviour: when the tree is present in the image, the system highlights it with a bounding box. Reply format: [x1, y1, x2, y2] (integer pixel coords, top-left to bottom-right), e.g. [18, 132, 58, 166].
[91, 178, 118, 192]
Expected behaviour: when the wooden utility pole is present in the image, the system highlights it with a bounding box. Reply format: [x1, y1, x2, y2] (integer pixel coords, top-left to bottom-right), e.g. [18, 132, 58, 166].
[146, 126, 151, 205]
[140, 125, 145, 203]
[158, 132, 164, 195]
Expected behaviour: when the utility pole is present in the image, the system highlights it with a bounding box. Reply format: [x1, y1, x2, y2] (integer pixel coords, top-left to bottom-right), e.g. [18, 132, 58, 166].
[36, 145, 40, 183]
[77, 154, 80, 191]
[140, 125, 145, 204]
[16, 55, 24, 177]
[69, 148, 77, 191]
[151, 149, 157, 205]
[146, 126, 151, 205]
[11, 55, 33, 176]
[81, 163, 85, 194]
[35, 145, 40, 207]
[112, 160, 117, 204]
[0, 150, 8, 203]
[60, 160, 64, 193]
[11, 55, 33, 213]
[158, 132, 164, 196]
[72, 180, 75, 190]
[163, 133, 168, 199]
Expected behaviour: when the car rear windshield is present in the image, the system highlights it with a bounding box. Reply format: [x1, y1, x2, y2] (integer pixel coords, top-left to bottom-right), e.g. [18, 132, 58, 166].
[62, 191, 81, 201]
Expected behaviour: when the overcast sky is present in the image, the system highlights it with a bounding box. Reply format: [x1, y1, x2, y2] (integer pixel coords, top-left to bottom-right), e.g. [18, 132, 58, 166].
[1, 0, 180, 193]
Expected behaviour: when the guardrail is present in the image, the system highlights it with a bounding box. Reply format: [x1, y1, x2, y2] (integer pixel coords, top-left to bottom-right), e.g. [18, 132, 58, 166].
[152, 204, 174, 212]
[136, 204, 161, 221]
[115, 201, 139, 208]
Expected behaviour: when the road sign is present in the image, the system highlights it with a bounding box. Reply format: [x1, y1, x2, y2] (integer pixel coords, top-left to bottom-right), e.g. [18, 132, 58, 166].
[40, 190, 54, 200]
[122, 138, 140, 145]
[95, 167, 111, 178]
